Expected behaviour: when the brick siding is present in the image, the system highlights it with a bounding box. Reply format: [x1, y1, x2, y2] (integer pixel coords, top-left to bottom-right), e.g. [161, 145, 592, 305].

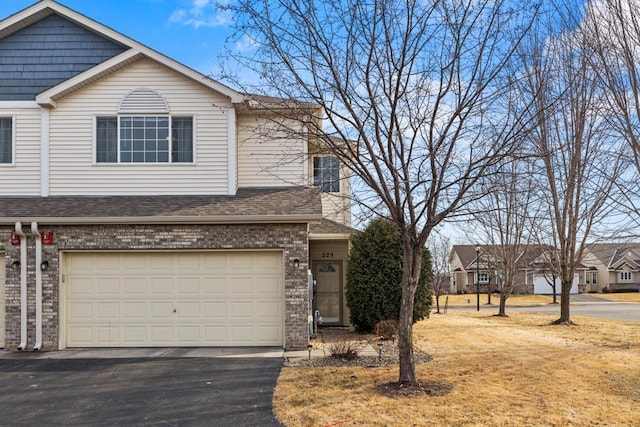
[1, 223, 309, 351]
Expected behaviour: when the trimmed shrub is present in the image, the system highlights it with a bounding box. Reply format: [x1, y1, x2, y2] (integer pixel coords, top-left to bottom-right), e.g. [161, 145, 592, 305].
[346, 218, 432, 333]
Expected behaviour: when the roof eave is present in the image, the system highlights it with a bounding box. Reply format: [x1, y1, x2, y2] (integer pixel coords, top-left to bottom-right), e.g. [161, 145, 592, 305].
[1, 214, 323, 226]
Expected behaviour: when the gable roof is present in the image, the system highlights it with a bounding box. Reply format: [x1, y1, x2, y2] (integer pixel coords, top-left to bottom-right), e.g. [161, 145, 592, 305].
[582, 243, 640, 269]
[450, 244, 557, 271]
[0, 187, 322, 225]
[0, 0, 244, 105]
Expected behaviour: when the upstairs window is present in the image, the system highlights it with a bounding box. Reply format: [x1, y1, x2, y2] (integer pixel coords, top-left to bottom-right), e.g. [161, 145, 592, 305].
[96, 116, 193, 164]
[313, 156, 340, 192]
[0, 117, 12, 164]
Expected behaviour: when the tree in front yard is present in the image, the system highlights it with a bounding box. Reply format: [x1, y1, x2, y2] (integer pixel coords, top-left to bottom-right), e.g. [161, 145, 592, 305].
[346, 218, 432, 333]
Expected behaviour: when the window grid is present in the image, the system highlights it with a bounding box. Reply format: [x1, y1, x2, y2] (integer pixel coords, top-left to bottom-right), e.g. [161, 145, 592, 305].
[620, 271, 632, 282]
[477, 272, 489, 283]
[0, 117, 12, 164]
[96, 115, 193, 164]
[313, 156, 340, 193]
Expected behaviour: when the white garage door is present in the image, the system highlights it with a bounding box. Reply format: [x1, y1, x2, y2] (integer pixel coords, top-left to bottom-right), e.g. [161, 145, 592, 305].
[533, 274, 579, 295]
[1, 252, 4, 348]
[64, 251, 284, 347]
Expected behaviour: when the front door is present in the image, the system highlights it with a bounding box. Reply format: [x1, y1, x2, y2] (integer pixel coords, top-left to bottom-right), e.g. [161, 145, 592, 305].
[313, 261, 342, 325]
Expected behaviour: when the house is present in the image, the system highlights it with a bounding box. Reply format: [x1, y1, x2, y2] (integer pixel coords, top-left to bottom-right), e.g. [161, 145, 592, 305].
[580, 244, 640, 293]
[0, 0, 354, 351]
[449, 244, 569, 295]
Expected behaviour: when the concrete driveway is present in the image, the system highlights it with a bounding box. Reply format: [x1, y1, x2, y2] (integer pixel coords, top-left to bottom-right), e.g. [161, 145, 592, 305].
[0, 354, 283, 426]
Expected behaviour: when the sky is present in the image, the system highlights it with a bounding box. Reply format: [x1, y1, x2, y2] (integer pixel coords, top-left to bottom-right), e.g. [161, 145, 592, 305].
[0, 0, 236, 78]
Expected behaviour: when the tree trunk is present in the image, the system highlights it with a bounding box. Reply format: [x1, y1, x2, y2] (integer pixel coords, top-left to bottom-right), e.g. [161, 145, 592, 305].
[435, 294, 441, 314]
[552, 278, 573, 324]
[498, 292, 507, 316]
[398, 242, 422, 384]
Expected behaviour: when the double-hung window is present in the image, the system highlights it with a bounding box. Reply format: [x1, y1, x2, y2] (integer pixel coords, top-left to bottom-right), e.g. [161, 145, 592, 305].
[313, 156, 340, 193]
[96, 116, 193, 163]
[0, 117, 13, 164]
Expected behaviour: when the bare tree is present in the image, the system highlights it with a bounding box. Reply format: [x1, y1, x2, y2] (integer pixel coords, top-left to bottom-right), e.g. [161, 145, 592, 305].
[585, 0, 640, 230]
[428, 232, 451, 314]
[516, 2, 626, 324]
[222, 0, 538, 384]
[466, 160, 537, 316]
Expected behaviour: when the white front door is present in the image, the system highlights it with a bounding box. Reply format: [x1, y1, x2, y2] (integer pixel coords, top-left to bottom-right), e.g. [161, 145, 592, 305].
[63, 251, 284, 347]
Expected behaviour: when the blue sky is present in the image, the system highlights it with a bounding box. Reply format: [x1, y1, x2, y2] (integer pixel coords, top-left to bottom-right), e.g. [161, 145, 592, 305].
[0, 0, 235, 78]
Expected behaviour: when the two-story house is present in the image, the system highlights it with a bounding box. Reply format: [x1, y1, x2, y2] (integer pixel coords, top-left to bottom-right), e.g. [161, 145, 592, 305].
[581, 244, 640, 293]
[0, 0, 354, 351]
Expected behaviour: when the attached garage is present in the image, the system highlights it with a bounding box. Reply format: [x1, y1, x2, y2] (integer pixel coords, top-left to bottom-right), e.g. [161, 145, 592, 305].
[533, 274, 579, 295]
[62, 251, 284, 348]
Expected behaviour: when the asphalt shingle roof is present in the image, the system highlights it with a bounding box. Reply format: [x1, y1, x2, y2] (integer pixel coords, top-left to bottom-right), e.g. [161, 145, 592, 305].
[0, 187, 322, 223]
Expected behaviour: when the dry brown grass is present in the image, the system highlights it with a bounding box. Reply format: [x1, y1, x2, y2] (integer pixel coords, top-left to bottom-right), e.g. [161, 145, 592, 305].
[440, 293, 552, 306]
[274, 311, 640, 426]
[596, 293, 640, 302]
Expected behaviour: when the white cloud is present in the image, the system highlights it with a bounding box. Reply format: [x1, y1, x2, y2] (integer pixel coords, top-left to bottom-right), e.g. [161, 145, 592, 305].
[169, 0, 232, 29]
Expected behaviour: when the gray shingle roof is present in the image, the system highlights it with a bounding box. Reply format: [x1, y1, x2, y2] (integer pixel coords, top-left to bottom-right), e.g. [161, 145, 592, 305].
[0, 187, 322, 224]
[308, 218, 357, 237]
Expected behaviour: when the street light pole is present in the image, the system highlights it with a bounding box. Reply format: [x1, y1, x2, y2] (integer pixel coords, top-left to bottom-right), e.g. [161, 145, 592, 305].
[475, 245, 480, 311]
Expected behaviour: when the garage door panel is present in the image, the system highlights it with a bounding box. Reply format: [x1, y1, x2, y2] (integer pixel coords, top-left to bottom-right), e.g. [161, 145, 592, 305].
[204, 302, 227, 318]
[203, 277, 227, 294]
[69, 278, 94, 296]
[230, 302, 254, 318]
[150, 278, 173, 294]
[69, 326, 94, 345]
[68, 302, 93, 320]
[123, 302, 146, 319]
[96, 326, 119, 344]
[176, 278, 200, 294]
[96, 278, 120, 295]
[65, 251, 283, 347]
[177, 302, 200, 317]
[150, 302, 172, 318]
[123, 326, 148, 344]
[96, 302, 120, 319]
[123, 278, 147, 295]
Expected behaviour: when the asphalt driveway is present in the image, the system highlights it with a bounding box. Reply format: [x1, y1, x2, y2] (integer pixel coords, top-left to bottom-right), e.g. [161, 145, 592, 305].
[0, 356, 283, 426]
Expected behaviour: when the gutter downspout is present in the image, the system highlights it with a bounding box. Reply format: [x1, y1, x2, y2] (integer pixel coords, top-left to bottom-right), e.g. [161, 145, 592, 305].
[31, 222, 42, 351]
[15, 222, 27, 351]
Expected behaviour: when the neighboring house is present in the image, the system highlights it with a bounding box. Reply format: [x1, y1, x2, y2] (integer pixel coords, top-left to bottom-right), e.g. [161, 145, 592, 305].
[449, 244, 561, 295]
[0, 0, 354, 351]
[581, 244, 640, 293]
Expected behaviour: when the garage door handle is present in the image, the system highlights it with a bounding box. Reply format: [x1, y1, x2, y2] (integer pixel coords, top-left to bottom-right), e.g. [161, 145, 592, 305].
[173, 309, 176, 313]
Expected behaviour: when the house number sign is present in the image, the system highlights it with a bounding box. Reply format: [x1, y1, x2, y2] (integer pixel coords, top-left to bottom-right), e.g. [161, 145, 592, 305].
[322, 252, 334, 258]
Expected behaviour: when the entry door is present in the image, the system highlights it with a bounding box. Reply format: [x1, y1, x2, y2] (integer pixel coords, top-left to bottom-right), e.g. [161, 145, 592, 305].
[314, 261, 342, 324]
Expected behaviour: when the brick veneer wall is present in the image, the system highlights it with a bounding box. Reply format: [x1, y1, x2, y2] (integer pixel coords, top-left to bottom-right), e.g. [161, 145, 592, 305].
[1, 223, 309, 351]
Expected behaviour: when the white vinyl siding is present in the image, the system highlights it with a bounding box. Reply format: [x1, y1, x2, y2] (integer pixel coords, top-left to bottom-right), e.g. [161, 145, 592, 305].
[48, 59, 231, 196]
[63, 251, 284, 347]
[237, 115, 306, 187]
[0, 108, 40, 195]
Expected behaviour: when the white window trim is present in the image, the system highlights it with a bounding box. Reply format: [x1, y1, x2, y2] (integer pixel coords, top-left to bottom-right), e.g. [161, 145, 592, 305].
[477, 271, 489, 284]
[619, 271, 633, 282]
[313, 155, 341, 193]
[0, 114, 16, 167]
[93, 114, 196, 165]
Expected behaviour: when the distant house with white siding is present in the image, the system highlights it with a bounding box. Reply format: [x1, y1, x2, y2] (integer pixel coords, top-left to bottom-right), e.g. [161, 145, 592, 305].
[0, 0, 354, 352]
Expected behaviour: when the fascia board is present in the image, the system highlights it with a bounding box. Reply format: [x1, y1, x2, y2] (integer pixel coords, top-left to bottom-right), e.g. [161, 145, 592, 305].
[0, 214, 323, 225]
